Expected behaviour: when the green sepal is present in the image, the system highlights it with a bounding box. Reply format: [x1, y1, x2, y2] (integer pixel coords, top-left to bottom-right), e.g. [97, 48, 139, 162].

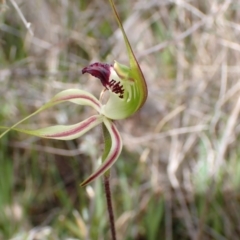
[108, 0, 148, 104]
[3, 115, 103, 140]
[0, 89, 101, 139]
[102, 0, 148, 120]
[80, 117, 122, 186]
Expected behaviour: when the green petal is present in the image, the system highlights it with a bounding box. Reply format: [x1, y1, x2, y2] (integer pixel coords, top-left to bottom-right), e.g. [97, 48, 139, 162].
[5, 115, 103, 140]
[80, 117, 122, 186]
[0, 89, 101, 139]
[51, 89, 101, 112]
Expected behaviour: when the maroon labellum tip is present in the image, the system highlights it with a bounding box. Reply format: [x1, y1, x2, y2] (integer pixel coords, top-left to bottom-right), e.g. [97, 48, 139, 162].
[82, 62, 124, 99]
[82, 62, 111, 89]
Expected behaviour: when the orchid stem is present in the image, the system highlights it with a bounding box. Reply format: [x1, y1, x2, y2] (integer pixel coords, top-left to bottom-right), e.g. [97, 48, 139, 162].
[103, 172, 116, 240]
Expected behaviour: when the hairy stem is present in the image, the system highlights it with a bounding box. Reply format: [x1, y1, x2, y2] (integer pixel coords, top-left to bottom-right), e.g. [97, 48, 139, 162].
[104, 172, 116, 240]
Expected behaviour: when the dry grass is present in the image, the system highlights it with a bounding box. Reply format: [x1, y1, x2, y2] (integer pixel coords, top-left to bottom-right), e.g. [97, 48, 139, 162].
[1, 0, 240, 239]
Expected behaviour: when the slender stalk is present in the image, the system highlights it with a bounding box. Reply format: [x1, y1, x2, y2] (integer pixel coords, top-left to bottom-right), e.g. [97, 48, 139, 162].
[101, 121, 116, 239]
[104, 172, 116, 240]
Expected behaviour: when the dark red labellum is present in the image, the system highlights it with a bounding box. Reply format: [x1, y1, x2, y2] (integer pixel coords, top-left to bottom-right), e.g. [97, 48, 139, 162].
[82, 62, 124, 98]
[82, 62, 111, 88]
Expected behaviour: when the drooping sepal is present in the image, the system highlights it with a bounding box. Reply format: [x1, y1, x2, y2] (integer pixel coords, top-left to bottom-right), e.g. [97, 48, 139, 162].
[10, 115, 103, 140]
[0, 89, 102, 139]
[80, 117, 122, 186]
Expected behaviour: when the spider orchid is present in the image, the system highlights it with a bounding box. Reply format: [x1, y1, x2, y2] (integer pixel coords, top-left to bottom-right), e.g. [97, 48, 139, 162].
[0, 0, 147, 186]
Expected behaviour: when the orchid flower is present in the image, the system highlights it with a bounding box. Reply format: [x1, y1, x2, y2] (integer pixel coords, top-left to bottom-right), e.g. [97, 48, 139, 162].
[0, 0, 147, 186]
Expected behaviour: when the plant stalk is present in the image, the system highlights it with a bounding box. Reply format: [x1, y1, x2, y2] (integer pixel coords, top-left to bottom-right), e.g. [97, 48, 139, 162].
[104, 172, 116, 240]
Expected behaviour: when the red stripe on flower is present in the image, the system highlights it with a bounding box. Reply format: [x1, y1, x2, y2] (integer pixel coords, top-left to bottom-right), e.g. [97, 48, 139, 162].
[53, 94, 101, 108]
[44, 116, 98, 138]
[81, 123, 121, 186]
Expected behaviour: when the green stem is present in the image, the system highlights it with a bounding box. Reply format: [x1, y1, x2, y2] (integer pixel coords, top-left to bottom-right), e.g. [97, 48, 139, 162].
[104, 172, 116, 240]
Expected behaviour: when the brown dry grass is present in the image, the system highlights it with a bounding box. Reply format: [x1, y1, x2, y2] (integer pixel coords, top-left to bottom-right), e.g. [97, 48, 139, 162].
[1, 0, 240, 239]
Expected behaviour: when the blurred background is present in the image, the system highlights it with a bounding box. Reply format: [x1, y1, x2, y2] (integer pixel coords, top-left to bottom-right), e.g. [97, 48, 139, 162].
[1, 0, 240, 239]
